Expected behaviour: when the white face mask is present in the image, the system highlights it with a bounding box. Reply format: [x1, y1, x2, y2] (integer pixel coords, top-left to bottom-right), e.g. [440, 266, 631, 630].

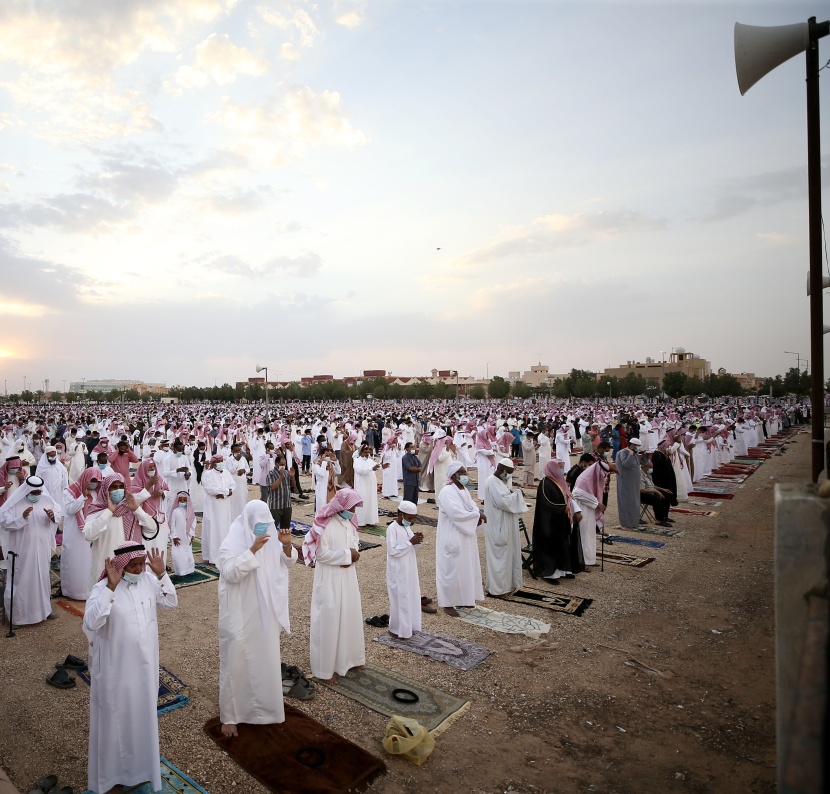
[122, 571, 142, 585]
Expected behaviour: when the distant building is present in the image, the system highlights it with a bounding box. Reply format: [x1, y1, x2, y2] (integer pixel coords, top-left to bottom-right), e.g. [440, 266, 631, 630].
[598, 349, 711, 382]
[69, 379, 168, 395]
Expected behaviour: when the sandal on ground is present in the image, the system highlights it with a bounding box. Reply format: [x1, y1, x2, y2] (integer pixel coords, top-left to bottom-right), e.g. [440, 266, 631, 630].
[45, 669, 75, 690]
[365, 615, 386, 627]
[55, 654, 86, 671]
[29, 775, 57, 793]
[286, 676, 316, 701]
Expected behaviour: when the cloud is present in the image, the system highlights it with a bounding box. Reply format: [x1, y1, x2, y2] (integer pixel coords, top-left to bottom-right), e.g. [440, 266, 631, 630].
[335, 0, 367, 29]
[280, 42, 302, 61]
[202, 184, 275, 214]
[257, 5, 320, 47]
[0, 236, 91, 305]
[78, 154, 180, 203]
[206, 88, 367, 166]
[166, 33, 268, 95]
[0, 193, 133, 233]
[206, 249, 322, 277]
[455, 209, 667, 269]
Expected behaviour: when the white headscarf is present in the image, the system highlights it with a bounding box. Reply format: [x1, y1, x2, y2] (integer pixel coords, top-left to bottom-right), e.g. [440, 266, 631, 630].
[0, 475, 58, 524]
[445, 460, 464, 483]
[219, 500, 294, 634]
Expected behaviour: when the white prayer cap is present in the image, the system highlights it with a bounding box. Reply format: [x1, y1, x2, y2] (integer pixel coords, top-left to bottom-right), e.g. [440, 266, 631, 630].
[45, 445, 57, 453]
[398, 500, 418, 515]
[628, 437, 643, 446]
[446, 460, 465, 480]
[497, 457, 515, 470]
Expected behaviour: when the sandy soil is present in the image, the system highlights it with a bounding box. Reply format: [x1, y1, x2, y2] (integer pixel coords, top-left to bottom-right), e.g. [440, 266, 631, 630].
[0, 434, 797, 794]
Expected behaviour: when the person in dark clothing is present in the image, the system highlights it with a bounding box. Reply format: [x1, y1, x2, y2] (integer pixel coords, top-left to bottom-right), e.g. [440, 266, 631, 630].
[401, 442, 422, 504]
[639, 454, 674, 526]
[566, 453, 594, 490]
[650, 443, 678, 510]
[530, 461, 584, 583]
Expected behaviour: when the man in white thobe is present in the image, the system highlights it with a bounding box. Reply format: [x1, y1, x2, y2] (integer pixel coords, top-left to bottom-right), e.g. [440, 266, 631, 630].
[225, 443, 250, 522]
[201, 457, 235, 564]
[353, 445, 380, 526]
[483, 459, 528, 597]
[84, 543, 177, 794]
[218, 501, 297, 737]
[162, 440, 191, 522]
[436, 462, 486, 617]
[385, 500, 423, 639]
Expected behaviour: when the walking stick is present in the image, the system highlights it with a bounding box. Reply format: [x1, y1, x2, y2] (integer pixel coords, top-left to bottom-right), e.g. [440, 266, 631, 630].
[5, 550, 18, 637]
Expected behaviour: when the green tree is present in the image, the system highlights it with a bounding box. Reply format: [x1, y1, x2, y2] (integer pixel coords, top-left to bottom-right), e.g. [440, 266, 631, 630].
[487, 376, 511, 399]
[783, 367, 810, 396]
[20, 389, 34, 402]
[48, 391, 64, 402]
[620, 372, 646, 396]
[682, 376, 705, 396]
[662, 371, 688, 398]
[433, 381, 451, 399]
[65, 391, 78, 403]
[468, 384, 486, 399]
[124, 389, 141, 401]
[512, 381, 532, 399]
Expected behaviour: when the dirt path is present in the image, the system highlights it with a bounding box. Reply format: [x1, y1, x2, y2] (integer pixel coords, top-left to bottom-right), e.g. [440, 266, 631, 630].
[0, 433, 797, 793]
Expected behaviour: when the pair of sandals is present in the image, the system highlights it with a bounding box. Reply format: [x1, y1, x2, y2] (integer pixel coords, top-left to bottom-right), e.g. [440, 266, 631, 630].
[281, 663, 316, 701]
[28, 774, 72, 794]
[45, 655, 86, 690]
[365, 614, 389, 628]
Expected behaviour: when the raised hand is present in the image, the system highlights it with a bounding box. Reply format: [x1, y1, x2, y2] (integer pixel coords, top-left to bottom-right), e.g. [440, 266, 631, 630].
[250, 533, 269, 555]
[105, 557, 122, 591]
[147, 547, 166, 576]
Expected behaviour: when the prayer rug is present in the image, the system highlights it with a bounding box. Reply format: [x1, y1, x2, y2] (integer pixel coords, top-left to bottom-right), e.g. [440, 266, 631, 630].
[205, 706, 385, 794]
[191, 537, 202, 553]
[613, 525, 683, 538]
[78, 665, 190, 716]
[376, 629, 493, 670]
[600, 550, 655, 568]
[54, 598, 85, 618]
[83, 756, 209, 794]
[290, 519, 311, 535]
[358, 525, 387, 537]
[686, 498, 722, 507]
[456, 605, 550, 638]
[690, 486, 738, 494]
[358, 539, 382, 552]
[688, 491, 734, 500]
[170, 563, 220, 589]
[501, 586, 592, 616]
[317, 664, 470, 735]
[670, 507, 718, 517]
[605, 535, 667, 549]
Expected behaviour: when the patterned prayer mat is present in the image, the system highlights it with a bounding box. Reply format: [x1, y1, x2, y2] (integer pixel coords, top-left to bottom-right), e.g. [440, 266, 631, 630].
[501, 586, 592, 616]
[205, 705, 385, 794]
[358, 525, 387, 537]
[290, 519, 311, 535]
[376, 629, 493, 670]
[170, 562, 220, 589]
[358, 540, 382, 552]
[318, 664, 470, 735]
[191, 537, 202, 553]
[688, 492, 734, 500]
[83, 757, 209, 794]
[606, 535, 667, 549]
[671, 507, 718, 517]
[457, 605, 550, 638]
[686, 498, 723, 508]
[600, 550, 655, 568]
[690, 486, 738, 494]
[613, 525, 683, 538]
[78, 665, 190, 716]
[54, 598, 85, 617]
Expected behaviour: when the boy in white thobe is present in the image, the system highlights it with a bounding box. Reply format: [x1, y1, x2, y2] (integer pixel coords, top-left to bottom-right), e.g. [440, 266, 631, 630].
[385, 500, 423, 639]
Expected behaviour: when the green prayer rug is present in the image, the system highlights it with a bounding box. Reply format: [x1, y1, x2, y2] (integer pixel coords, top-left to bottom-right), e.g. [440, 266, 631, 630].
[317, 664, 470, 735]
[170, 562, 220, 589]
[358, 525, 387, 537]
[78, 665, 190, 716]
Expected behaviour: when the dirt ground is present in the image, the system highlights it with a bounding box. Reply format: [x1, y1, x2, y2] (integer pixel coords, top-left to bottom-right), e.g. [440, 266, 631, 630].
[0, 434, 798, 794]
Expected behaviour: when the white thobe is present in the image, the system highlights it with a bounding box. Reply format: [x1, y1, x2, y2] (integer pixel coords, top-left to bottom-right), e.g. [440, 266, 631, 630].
[381, 449, 399, 498]
[1, 505, 56, 624]
[571, 486, 599, 566]
[226, 456, 250, 521]
[537, 433, 552, 473]
[83, 508, 157, 589]
[68, 442, 87, 483]
[433, 449, 453, 498]
[61, 490, 95, 600]
[386, 520, 422, 638]
[218, 545, 297, 724]
[309, 515, 365, 679]
[555, 432, 571, 469]
[353, 457, 380, 526]
[201, 469, 234, 563]
[436, 482, 484, 608]
[169, 507, 196, 576]
[483, 474, 528, 595]
[475, 449, 496, 500]
[162, 454, 191, 520]
[84, 572, 177, 794]
[313, 460, 339, 512]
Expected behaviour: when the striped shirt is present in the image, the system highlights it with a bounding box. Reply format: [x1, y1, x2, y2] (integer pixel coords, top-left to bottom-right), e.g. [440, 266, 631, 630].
[266, 468, 291, 511]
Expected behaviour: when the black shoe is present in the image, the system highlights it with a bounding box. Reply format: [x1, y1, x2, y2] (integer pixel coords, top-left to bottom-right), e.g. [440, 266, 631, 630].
[56, 654, 87, 671]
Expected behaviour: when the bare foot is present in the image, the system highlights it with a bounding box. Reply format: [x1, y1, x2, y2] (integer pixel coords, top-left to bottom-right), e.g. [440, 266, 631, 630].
[443, 607, 460, 617]
[320, 675, 339, 684]
[355, 664, 366, 670]
[220, 723, 238, 738]
[388, 631, 399, 638]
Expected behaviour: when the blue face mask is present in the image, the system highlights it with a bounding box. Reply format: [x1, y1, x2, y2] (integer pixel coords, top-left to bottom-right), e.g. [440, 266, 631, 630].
[122, 571, 142, 585]
[340, 510, 355, 521]
[253, 522, 269, 536]
[458, 475, 469, 486]
[110, 489, 125, 505]
[98, 463, 108, 471]
[26, 493, 41, 503]
[401, 518, 412, 527]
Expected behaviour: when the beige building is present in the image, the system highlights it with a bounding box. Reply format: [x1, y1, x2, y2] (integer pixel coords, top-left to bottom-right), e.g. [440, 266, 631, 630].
[598, 349, 711, 383]
[507, 364, 566, 387]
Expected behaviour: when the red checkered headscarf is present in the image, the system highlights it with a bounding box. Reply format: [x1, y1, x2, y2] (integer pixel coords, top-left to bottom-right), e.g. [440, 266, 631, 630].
[97, 541, 146, 581]
[86, 473, 143, 543]
[302, 488, 363, 566]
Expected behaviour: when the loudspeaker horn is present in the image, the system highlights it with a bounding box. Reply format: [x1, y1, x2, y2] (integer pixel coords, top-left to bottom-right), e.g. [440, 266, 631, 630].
[255, 365, 264, 373]
[806, 273, 830, 295]
[734, 22, 810, 95]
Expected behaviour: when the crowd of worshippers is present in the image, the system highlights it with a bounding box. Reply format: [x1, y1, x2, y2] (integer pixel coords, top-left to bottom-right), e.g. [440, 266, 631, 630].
[0, 400, 794, 793]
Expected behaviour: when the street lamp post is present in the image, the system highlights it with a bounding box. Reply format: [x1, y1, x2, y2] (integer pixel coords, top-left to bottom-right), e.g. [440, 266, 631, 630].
[660, 350, 666, 398]
[736, 17, 829, 481]
[256, 365, 269, 408]
[607, 380, 612, 400]
[485, 361, 491, 380]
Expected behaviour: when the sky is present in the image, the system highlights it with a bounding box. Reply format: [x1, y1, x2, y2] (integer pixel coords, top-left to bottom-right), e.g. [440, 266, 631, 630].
[0, 0, 828, 391]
